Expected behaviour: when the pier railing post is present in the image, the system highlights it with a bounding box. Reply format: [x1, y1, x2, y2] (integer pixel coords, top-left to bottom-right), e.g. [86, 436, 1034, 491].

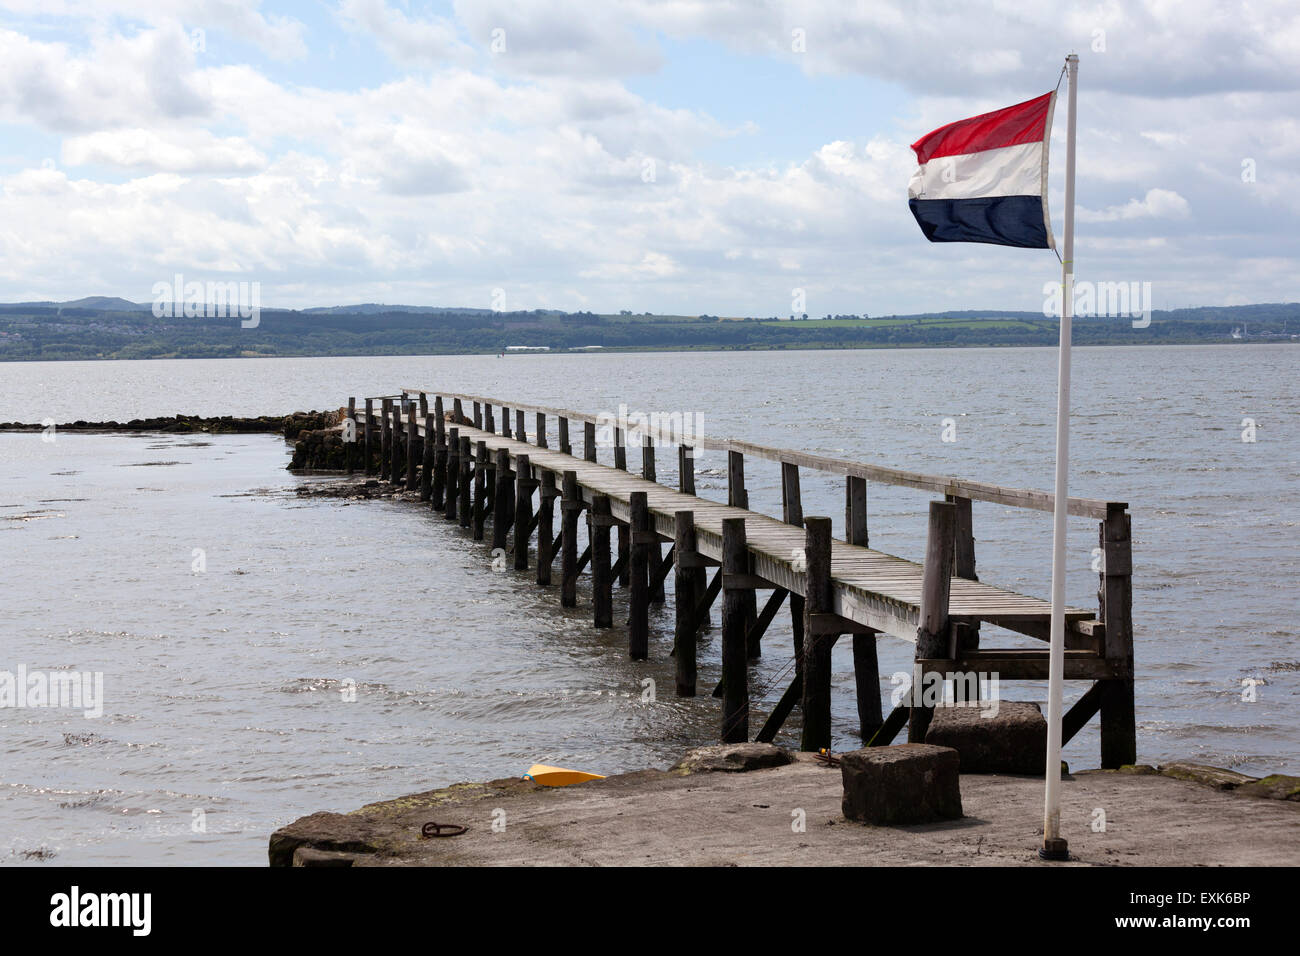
[583, 422, 596, 463]
[558, 417, 571, 456]
[536, 412, 547, 449]
[674, 510, 699, 696]
[472, 441, 488, 540]
[492, 449, 513, 550]
[909, 500, 957, 743]
[947, 493, 980, 702]
[443, 427, 460, 521]
[390, 401, 403, 485]
[679, 444, 695, 495]
[628, 491, 650, 659]
[420, 413, 434, 501]
[614, 427, 626, 470]
[515, 410, 526, 444]
[536, 471, 557, 586]
[590, 495, 614, 627]
[457, 436, 471, 528]
[560, 470, 581, 607]
[727, 449, 758, 651]
[432, 396, 446, 509]
[363, 398, 374, 476]
[800, 516, 833, 752]
[346, 397, 357, 474]
[513, 454, 536, 569]
[642, 435, 665, 604]
[845, 474, 881, 738]
[1099, 502, 1137, 768]
[453, 398, 464, 427]
[502, 407, 512, 439]
[485, 404, 495, 434]
[379, 398, 391, 481]
[846, 476, 867, 546]
[473, 402, 482, 429]
[680, 446, 704, 608]
[721, 516, 751, 743]
[406, 407, 417, 489]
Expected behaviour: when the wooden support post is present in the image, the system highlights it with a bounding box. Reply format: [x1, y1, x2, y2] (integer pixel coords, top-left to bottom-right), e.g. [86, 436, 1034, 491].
[535, 412, 547, 448]
[614, 427, 626, 471]
[420, 414, 434, 501]
[590, 495, 613, 627]
[853, 635, 882, 742]
[443, 427, 460, 521]
[583, 422, 596, 463]
[453, 398, 464, 427]
[782, 461, 805, 658]
[641, 435, 664, 604]
[617, 522, 630, 587]
[560, 471, 581, 608]
[676, 444, 704, 610]
[346, 397, 357, 474]
[536, 471, 557, 586]
[799, 516, 834, 752]
[418, 392, 428, 418]
[727, 450, 757, 650]
[363, 398, 374, 476]
[674, 510, 699, 696]
[909, 500, 957, 743]
[846, 476, 867, 546]
[628, 491, 650, 660]
[405, 407, 417, 489]
[513, 454, 535, 569]
[1099, 502, 1137, 768]
[485, 404, 495, 434]
[502, 407, 512, 439]
[947, 493, 980, 701]
[432, 397, 446, 508]
[558, 417, 571, 456]
[472, 441, 487, 540]
[457, 436, 471, 528]
[515, 409, 526, 444]
[390, 402, 403, 485]
[721, 517, 750, 743]
[492, 449, 513, 550]
[379, 398, 391, 481]
[472, 401, 482, 429]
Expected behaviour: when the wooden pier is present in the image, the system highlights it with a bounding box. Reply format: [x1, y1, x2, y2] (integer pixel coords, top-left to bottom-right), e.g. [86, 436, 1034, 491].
[343, 389, 1136, 767]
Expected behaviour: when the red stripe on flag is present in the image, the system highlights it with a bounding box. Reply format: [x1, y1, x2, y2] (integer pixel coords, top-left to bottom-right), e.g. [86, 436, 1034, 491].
[911, 92, 1054, 164]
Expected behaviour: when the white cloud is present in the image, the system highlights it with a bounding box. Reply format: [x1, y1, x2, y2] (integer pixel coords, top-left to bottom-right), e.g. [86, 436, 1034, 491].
[62, 128, 266, 172]
[1080, 188, 1192, 223]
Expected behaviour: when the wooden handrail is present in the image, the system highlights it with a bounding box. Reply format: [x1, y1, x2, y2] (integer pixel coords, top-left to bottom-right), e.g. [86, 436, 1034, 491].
[399, 386, 1120, 520]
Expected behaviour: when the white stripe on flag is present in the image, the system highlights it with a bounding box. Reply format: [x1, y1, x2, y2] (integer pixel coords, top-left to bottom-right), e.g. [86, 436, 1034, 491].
[908, 141, 1043, 202]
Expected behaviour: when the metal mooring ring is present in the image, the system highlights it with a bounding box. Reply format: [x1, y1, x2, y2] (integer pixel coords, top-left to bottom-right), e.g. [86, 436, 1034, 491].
[421, 822, 469, 838]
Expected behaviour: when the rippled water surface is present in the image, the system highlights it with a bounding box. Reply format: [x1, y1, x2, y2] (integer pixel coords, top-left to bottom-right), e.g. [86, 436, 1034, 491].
[1, 345, 1296, 865]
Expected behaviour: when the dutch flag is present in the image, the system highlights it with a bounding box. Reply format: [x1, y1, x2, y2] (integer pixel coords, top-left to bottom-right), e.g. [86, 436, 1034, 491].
[907, 92, 1057, 249]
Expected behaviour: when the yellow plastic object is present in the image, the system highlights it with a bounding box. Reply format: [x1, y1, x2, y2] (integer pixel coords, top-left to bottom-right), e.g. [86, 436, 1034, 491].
[523, 764, 606, 787]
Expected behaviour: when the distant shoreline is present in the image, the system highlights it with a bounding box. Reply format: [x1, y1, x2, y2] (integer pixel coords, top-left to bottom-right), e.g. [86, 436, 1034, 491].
[0, 338, 1294, 363]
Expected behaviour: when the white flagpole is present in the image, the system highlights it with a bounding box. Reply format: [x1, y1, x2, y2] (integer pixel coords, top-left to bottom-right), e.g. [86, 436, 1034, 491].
[1041, 52, 1078, 862]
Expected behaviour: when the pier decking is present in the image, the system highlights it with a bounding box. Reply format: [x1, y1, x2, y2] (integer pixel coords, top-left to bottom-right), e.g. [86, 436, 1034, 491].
[341, 389, 1135, 766]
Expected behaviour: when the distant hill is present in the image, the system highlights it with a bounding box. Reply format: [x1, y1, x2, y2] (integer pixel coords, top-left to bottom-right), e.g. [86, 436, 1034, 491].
[11, 296, 151, 312]
[302, 303, 496, 316]
[0, 298, 1294, 361]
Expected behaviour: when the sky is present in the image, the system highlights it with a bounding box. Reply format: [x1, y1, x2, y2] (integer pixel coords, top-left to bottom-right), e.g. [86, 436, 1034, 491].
[0, 0, 1296, 315]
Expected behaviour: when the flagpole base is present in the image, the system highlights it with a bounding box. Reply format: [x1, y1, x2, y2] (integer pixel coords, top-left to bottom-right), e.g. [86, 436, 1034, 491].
[1039, 837, 1070, 861]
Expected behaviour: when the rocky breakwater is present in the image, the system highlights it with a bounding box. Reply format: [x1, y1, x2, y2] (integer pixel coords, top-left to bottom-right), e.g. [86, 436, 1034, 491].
[285, 408, 351, 471]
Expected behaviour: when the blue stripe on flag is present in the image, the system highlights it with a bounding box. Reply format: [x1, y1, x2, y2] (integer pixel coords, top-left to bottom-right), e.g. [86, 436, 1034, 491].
[909, 196, 1049, 248]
